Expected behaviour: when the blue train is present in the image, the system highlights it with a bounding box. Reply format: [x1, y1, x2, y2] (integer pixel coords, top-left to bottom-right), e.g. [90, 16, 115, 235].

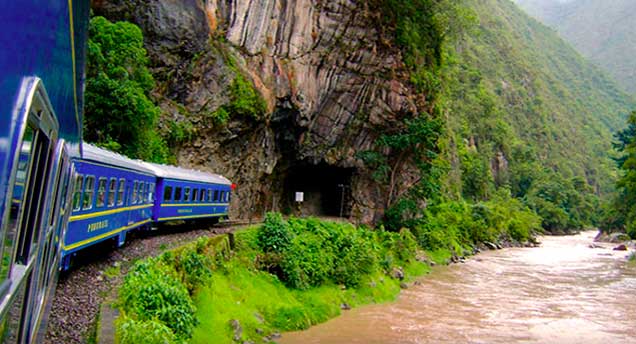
[61, 144, 233, 270]
[0, 0, 89, 342]
[1, 1, 233, 342]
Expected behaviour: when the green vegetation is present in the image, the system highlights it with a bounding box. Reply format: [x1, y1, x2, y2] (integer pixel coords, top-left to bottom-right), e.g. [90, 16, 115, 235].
[365, 0, 632, 234]
[443, 0, 632, 233]
[463, 0, 634, 227]
[414, 192, 541, 253]
[113, 217, 429, 343]
[118, 258, 197, 341]
[515, 0, 636, 94]
[115, 212, 540, 343]
[208, 54, 267, 124]
[359, 0, 475, 229]
[603, 111, 636, 239]
[84, 16, 168, 163]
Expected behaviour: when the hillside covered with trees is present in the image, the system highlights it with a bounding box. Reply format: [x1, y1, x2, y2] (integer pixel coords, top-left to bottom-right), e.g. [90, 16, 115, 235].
[439, 0, 633, 233]
[515, 0, 636, 94]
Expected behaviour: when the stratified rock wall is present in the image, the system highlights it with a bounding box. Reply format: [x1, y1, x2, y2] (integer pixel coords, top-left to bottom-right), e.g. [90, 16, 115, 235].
[93, 0, 423, 223]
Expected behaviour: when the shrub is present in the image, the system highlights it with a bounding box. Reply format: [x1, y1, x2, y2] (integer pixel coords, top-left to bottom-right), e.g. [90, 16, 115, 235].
[393, 229, 419, 262]
[257, 212, 294, 253]
[331, 229, 376, 287]
[227, 73, 266, 120]
[414, 197, 540, 252]
[174, 249, 213, 293]
[255, 215, 423, 289]
[116, 315, 176, 344]
[119, 259, 198, 340]
[281, 233, 334, 289]
[627, 222, 636, 240]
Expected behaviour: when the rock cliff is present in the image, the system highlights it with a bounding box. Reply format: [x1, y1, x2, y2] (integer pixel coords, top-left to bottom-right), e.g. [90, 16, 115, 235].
[92, 0, 423, 223]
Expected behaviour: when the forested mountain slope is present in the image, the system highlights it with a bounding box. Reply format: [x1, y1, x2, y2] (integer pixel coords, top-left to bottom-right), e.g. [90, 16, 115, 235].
[447, 0, 632, 188]
[442, 0, 633, 230]
[514, 0, 636, 94]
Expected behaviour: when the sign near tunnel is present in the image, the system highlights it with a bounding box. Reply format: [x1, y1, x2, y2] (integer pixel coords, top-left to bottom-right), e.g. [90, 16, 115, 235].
[295, 192, 304, 202]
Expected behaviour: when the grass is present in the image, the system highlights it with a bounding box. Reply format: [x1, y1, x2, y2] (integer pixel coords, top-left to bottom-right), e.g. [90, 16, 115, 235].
[103, 265, 120, 279]
[425, 248, 454, 265]
[189, 223, 432, 343]
[191, 260, 427, 344]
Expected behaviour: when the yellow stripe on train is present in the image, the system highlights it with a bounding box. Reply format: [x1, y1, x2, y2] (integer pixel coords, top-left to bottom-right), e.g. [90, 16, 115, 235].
[62, 219, 152, 251]
[69, 204, 153, 222]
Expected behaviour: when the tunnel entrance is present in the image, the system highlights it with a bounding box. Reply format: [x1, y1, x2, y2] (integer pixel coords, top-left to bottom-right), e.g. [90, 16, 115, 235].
[282, 163, 354, 217]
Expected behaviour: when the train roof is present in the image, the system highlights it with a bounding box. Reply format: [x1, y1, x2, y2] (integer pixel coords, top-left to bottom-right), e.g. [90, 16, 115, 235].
[81, 143, 156, 175]
[141, 162, 231, 186]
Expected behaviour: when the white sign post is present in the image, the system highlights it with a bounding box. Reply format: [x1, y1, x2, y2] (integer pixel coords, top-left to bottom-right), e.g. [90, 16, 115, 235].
[295, 192, 304, 203]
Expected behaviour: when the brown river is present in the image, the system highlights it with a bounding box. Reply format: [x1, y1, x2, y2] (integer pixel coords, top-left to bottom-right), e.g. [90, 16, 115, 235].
[280, 231, 636, 343]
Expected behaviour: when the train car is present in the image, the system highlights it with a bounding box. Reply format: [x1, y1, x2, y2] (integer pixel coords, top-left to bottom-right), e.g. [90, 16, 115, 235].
[61, 144, 156, 270]
[142, 162, 233, 224]
[0, 1, 90, 342]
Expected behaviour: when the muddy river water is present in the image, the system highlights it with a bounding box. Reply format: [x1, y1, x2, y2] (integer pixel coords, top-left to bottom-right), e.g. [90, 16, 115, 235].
[280, 231, 636, 343]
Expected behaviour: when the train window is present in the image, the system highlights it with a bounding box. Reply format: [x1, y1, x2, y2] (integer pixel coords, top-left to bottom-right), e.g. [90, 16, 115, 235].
[72, 174, 84, 211]
[200, 189, 206, 202]
[96, 178, 107, 208]
[213, 190, 219, 202]
[136, 182, 142, 204]
[192, 189, 199, 203]
[108, 178, 116, 207]
[0, 126, 35, 282]
[164, 186, 173, 202]
[83, 176, 95, 210]
[207, 189, 212, 202]
[117, 179, 125, 206]
[142, 183, 146, 204]
[130, 180, 137, 204]
[228, 191, 231, 202]
[138, 182, 145, 204]
[220, 191, 225, 203]
[184, 187, 191, 202]
[175, 187, 182, 201]
[149, 183, 155, 203]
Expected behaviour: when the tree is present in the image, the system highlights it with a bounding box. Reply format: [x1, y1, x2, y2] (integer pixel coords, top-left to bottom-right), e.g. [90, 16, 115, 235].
[611, 110, 636, 238]
[84, 16, 168, 162]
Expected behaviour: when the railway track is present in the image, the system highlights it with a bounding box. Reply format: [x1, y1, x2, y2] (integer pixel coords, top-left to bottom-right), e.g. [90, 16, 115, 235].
[44, 220, 257, 344]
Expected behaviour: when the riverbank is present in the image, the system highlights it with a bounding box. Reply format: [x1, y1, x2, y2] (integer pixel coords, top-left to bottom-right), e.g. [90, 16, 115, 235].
[110, 210, 541, 343]
[112, 217, 433, 343]
[280, 231, 636, 343]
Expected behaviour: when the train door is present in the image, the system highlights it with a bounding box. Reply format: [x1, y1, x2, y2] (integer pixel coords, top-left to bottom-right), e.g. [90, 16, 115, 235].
[127, 179, 135, 226]
[28, 140, 73, 342]
[0, 78, 60, 343]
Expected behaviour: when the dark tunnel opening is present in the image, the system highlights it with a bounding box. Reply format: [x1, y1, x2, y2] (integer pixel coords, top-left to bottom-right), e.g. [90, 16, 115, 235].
[282, 163, 354, 217]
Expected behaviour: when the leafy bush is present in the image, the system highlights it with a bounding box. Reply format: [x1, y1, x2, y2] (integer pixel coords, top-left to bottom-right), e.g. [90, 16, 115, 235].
[257, 212, 294, 253]
[280, 232, 335, 289]
[330, 228, 376, 287]
[627, 223, 636, 240]
[115, 315, 176, 344]
[168, 249, 213, 293]
[85, 16, 168, 163]
[119, 259, 198, 340]
[413, 194, 540, 253]
[227, 73, 267, 120]
[255, 215, 419, 289]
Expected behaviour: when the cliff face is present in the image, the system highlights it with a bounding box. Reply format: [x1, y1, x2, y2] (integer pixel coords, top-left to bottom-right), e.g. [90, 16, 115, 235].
[93, 0, 421, 223]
